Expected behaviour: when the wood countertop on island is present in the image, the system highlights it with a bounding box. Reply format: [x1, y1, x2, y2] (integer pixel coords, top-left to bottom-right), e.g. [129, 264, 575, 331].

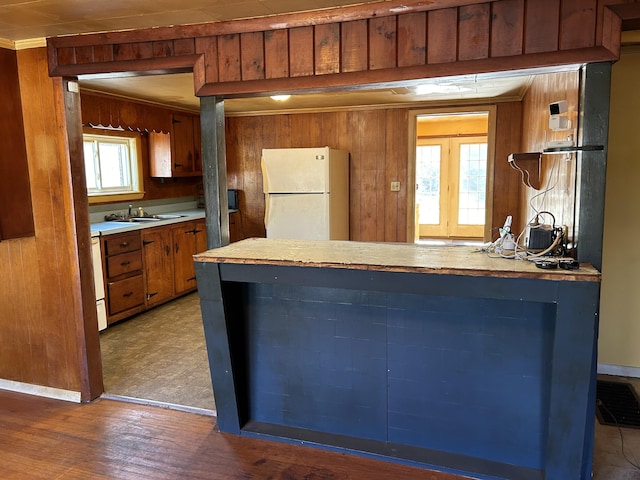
[194, 238, 600, 282]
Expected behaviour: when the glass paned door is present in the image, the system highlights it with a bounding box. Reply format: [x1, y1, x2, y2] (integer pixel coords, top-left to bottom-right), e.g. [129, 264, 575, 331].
[416, 136, 487, 239]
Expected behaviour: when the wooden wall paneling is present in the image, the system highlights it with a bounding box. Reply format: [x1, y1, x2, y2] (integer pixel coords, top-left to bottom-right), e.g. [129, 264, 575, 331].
[289, 26, 314, 78]
[264, 30, 289, 79]
[0, 48, 34, 240]
[92, 45, 113, 63]
[129, 42, 154, 60]
[458, 4, 491, 61]
[80, 94, 99, 127]
[341, 20, 368, 73]
[384, 108, 409, 242]
[320, 111, 349, 151]
[290, 113, 323, 147]
[57, 47, 75, 66]
[143, 103, 172, 133]
[113, 43, 134, 61]
[218, 34, 242, 82]
[240, 32, 265, 81]
[490, 0, 525, 57]
[195, 37, 219, 84]
[369, 16, 398, 70]
[173, 38, 196, 56]
[346, 111, 364, 240]
[560, 0, 598, 50]
[0, 239, 40, 380]
[153, 40, 174, 58]
[351, 110, 387, 242]
[397, 12, 427, 67]
[427, 8, 458, 64]
[75, 46, 93, 64]
[524, 0, 560, 54]
[14, 48, 86, 392]
[315, 23, 341, 75]
[493, 102, 523, 235]
[118, 101, 143, 131]
[520, 72, 580, 241]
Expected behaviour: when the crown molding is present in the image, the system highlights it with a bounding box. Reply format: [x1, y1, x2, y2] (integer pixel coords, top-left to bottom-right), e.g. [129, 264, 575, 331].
[14, 37, 47, 50]
[0, 37, 47, 50]
[0, 38, 15, 50]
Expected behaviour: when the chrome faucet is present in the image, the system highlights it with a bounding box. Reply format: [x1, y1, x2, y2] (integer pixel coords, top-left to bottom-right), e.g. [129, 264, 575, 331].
[128, 204, 133, 216]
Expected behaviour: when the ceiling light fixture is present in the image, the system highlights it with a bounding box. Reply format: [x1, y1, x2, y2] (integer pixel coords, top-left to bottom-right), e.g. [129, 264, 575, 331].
[270, 95, 291, 101]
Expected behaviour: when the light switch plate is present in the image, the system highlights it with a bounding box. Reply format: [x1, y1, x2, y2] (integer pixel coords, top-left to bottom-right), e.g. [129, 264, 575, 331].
[390, 181, 400, 192]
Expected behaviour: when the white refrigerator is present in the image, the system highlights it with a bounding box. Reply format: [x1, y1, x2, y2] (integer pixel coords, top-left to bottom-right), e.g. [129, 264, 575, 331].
[262, 147, 349, 240]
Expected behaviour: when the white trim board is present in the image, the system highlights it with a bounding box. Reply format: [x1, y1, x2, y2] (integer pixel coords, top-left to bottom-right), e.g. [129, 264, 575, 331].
[597, 363, 640, 379]
[0, 379, 81, 403]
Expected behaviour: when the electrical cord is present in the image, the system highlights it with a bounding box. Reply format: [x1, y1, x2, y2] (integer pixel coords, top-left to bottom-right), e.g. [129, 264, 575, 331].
[596, 398, 640, 473]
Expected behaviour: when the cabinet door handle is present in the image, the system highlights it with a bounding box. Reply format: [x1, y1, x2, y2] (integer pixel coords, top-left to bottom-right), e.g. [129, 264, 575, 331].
[175, 244, 179, 253]
[147, 292, 158, 300]
[187, 276, 197, 282]
[165, 245, 170, 256]
[193, 229, 202, 234]
[143, 240, 154, 246]
[120, 241, 129, 248]
[174, 163, 183, 168]
[120, 261, 131, 267]
[123, 292, 133, 297]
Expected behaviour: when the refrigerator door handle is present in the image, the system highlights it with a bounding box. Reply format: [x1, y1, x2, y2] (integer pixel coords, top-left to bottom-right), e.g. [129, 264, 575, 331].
[261, 156, 269, 194]
[264, 194, 270, 228]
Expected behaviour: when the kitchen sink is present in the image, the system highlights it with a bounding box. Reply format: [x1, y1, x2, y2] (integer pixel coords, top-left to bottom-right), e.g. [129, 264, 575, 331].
[105, 213, 186, 222]
[154, 214, 185, 219]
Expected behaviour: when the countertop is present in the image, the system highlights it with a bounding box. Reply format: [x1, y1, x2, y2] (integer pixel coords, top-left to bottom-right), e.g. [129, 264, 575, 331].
[91, 209, 206, 236]
[194, 237, 601, 282]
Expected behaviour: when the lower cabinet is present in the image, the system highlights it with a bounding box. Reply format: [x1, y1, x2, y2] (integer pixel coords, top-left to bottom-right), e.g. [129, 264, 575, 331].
[102, 231, 146, 324]
[172, 220, 206, 295]
[142, 227, 174, 307]
[103, 219, 207, 325]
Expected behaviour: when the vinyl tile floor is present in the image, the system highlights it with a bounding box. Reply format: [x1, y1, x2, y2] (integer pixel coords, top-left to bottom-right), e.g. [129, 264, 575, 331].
[100, 294, 640, 479]
[100, 292, 216, 413]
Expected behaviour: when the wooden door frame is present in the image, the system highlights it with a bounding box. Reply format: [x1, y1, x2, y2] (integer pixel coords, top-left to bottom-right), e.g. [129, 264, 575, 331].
[408, 106, 497, 242]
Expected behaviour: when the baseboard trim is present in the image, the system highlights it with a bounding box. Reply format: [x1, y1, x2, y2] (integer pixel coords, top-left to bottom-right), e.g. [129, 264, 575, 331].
[597, 363, 640, 378]
[0, 379, 81, 402]
[101, 393, 217, 417]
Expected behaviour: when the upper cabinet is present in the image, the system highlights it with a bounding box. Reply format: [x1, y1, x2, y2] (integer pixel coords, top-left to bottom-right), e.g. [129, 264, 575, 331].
[149, 113, 202, 178]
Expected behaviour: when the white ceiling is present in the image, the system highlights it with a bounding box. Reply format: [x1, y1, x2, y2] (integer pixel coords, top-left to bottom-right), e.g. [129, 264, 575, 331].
[0, 1, 581, 113]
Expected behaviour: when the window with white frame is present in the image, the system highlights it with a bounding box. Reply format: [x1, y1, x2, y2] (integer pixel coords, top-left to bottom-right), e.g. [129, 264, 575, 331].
[83, 132, 143, 200]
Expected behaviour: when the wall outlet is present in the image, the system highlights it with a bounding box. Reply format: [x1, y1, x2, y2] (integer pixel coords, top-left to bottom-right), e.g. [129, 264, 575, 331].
[390, 181, 400, 192]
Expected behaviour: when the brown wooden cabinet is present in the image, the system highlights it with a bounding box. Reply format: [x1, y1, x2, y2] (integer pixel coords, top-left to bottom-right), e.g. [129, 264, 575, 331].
[229, 211, 242, 243]
[100, 219, 206, 325]
[102, 231, 145, 323]
[172, 220, 206, 295]
[142, 227, 174, 307]
[149, 113, 202, 178]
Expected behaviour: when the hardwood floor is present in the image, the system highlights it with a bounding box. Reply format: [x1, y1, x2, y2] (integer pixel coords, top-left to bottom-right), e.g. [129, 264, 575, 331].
[0, 390, 463, 480]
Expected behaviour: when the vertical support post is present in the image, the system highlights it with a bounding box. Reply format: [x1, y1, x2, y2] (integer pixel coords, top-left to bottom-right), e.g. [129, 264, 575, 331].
[62, 76, 105, 401]
[200, 96, 229, 249]
[576, 62, 612, 271]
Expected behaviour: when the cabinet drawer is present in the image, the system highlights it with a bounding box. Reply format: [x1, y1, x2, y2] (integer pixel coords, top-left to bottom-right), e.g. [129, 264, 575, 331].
[104, 232, 141, 256]
[106, 251, 142, 278]
[108, 275, 144, 314]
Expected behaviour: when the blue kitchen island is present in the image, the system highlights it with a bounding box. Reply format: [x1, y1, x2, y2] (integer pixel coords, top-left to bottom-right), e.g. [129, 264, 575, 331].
[194, 238, 601, 480]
